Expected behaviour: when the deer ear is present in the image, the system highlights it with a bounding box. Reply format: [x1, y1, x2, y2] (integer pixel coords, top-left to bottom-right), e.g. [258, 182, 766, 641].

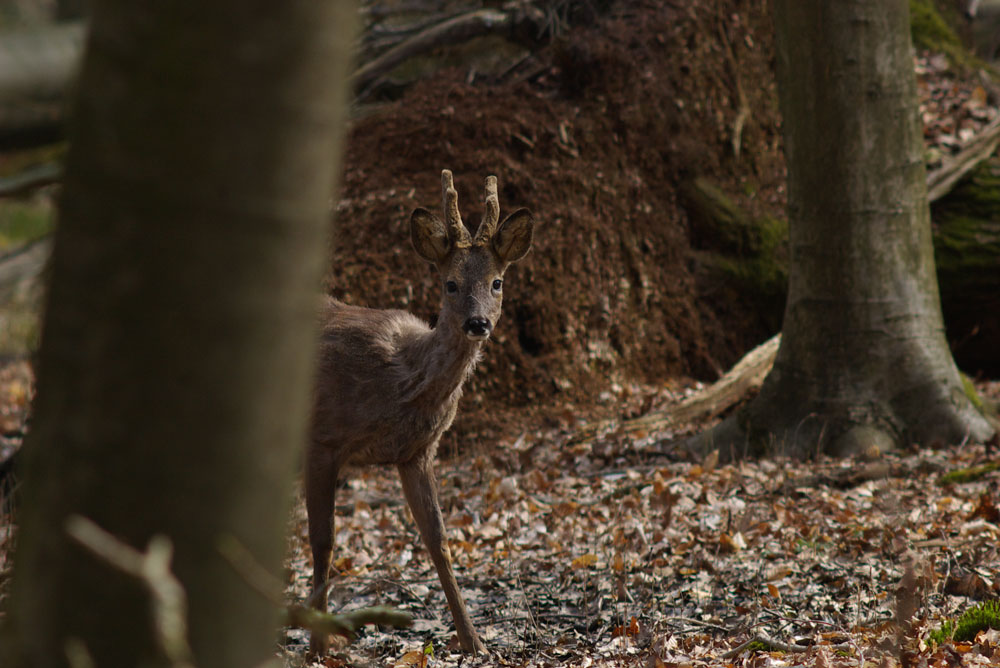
[493, 208, 533, 264]
[410, 208, 450, 264]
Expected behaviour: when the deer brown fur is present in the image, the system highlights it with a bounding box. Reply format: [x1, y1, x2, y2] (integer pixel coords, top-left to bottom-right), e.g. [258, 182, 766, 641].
[306, 170, 534, 656]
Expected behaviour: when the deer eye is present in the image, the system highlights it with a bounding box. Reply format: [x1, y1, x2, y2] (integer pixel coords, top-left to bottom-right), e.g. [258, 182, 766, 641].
[445, 280, 458, 294]
[492, 279, 503, 291]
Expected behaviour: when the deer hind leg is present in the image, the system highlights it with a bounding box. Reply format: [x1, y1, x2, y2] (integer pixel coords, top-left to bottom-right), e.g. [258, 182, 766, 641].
[398, 457, 485, 654]
[305, 447, 340, 658]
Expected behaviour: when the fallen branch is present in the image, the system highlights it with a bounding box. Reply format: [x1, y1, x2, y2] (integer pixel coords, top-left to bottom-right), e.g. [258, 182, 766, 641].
[217, 534, 412, 642]
[722, 634, 854, 658]
[570, 334, 780, 446]
[353, 6, 544, 93]
[283, 604, 413, 642]
[0, 237, 51, 299]
[926, 116, 1000, 202]
[0, 162, 61, 197]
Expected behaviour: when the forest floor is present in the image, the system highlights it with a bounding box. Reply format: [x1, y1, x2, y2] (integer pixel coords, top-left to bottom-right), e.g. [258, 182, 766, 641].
[1, 362, 999, 668]
[276, 377, 1000, 668]
[2, 1, 1000, 667]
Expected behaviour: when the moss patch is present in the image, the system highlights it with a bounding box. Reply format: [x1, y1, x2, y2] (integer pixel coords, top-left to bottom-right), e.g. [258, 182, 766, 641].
[0, 200, 55, 249]
[910, 0, 961, 51]
[939, 460, 1000, 485]
[930, 599, 1000, 644]
[931, 158, 1000, 297]
[910, 0, 975, 69]
[681, 178, 788, 332]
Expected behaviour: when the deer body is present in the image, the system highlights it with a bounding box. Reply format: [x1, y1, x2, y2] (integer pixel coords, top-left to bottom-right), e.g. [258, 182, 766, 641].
[306, 171, 533, 657]
[311, 297, 480, 465]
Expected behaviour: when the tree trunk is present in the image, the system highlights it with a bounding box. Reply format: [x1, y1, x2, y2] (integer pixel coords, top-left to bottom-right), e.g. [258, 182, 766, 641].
[690, 0, 994, 459]
[683, 171, 1000, 375]
[4, 1, 356, 667]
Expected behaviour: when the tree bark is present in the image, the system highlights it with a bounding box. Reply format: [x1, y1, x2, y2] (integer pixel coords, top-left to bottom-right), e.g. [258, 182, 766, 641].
[689, 0, 994, 460]
[4, 1, 356, 667]
[682, 167, 1000, 375]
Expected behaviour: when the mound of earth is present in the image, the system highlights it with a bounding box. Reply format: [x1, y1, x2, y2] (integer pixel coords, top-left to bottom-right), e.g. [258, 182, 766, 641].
[330, 0, 786, 447]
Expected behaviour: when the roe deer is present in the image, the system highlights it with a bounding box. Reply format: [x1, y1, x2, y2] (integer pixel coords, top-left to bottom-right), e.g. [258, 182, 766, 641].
[306, 170, 534, 656]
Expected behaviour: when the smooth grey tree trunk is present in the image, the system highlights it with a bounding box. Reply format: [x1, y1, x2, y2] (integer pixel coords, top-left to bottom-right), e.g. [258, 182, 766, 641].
[692, 0, 994, 459]
[3, 1, 356, 667]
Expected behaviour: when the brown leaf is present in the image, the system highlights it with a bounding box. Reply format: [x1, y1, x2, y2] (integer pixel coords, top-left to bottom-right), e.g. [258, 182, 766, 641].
[969, 493, 1000, 523]
[702, 449, 719, 473]
[612, 552, 625, 572]
[393, 649, 427, 668]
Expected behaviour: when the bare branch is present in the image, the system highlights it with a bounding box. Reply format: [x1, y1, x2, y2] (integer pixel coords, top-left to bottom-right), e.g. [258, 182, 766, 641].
[65, 515, 195, 668]
[353, 7, 526, 92]
[926, 116, 1000, 202]
[283, 604, 413, 642]
[0, 163, 61, 197]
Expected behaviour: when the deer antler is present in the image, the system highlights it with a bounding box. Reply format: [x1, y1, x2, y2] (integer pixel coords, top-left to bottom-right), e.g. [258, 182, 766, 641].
[474, 175, 500, 245]
[441, 170, 472, 247]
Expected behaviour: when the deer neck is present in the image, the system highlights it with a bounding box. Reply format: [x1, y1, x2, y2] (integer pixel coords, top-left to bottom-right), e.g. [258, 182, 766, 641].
[398, 318, 483, 409]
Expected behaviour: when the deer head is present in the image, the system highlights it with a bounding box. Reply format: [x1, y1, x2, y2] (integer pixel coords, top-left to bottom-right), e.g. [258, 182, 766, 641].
[410, 170, 533, 341]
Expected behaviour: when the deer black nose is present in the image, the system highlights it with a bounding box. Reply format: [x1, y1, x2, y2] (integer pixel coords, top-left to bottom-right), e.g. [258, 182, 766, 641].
[463, 317, 491, 339]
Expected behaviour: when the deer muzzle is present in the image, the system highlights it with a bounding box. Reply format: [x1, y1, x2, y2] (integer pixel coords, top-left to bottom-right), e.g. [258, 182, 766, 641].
[463, 317, 492, 340]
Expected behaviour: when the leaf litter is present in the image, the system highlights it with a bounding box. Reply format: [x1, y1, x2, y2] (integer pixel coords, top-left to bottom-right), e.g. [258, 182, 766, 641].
[278, 384, 1000, 668]
[0, 361, 997, 667]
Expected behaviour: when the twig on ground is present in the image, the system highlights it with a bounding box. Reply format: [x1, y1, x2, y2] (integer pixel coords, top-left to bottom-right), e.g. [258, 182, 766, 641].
[662, 616, 731, 633]
[723, 634, 853, 659]
[283, 604, 413, 642]
[218, 533, 412, 641]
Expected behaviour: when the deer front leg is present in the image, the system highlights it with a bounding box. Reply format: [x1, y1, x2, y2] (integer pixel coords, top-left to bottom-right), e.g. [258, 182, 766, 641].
[305, 447, 340, 658]
[398, 457, 485, 654]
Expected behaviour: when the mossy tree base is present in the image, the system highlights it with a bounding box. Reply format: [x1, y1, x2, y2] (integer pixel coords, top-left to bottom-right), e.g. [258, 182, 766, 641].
[689, 354, 993, 460]
[693, 0, 998, 461]
[684, 166, 1000, 376]
[932, 156, 1000, 376]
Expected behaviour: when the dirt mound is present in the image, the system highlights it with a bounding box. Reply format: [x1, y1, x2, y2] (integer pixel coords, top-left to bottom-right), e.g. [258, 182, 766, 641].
[329, 0, 785, 445]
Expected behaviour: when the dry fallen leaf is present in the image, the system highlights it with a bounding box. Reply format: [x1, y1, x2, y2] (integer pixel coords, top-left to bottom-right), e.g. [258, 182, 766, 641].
[392, 649, 428, 668]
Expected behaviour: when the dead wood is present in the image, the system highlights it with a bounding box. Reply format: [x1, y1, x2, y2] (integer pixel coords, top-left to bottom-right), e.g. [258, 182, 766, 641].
[926, 116, 1000, 203]
[352, 6, 546, 94]
[723, 634, 853, 658]
[569, 333, 780, 446]
[0, 6, 552, 146]
[0, 162, 61, 197]
[0, 237, 51, 300]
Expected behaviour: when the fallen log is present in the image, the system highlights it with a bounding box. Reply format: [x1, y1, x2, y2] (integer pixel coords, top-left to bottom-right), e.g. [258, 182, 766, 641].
[568, 334, 780, 446]
[0, 6, 551, 145]
[926, 116, 1000, 202]
[353, 6, 546, 93]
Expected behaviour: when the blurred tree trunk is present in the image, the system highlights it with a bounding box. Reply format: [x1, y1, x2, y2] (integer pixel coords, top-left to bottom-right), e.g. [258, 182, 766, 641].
[56, 0, 88, 21]
[4, 1, 356, 667]
[691, 0, 994, 459]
